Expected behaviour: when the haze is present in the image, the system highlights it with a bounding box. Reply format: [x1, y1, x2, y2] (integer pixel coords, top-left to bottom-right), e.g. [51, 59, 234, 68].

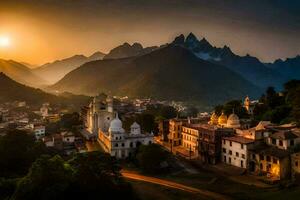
[0, 0, 299, 65]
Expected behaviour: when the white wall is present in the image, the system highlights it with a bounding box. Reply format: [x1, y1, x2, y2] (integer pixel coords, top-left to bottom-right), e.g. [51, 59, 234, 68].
[222, 139, 248, 168]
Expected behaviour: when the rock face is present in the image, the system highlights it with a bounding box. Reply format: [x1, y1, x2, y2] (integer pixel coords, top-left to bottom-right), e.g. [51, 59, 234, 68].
[33, 52, 106, 84]
[103, 42, 158, 59]
[52, 44, 260, 107]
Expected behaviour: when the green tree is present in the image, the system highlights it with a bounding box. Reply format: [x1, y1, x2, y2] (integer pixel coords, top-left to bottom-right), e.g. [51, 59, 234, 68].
[12, 155, 73, 200]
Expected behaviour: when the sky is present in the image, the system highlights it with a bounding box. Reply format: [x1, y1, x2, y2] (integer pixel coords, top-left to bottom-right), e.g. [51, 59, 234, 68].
[0, 0, 299, 65]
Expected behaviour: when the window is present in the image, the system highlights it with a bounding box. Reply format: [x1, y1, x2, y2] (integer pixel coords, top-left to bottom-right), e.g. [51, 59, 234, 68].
[241, 160, 244, 168]
[121, 143, 125, 147]
[223, 140, 225, 145]
[252, 154, 255, 159]
[279, 140, 283, 146]
[272, 138, 276, 145]
[241, 144, 244, 149]
[229, 157, 231, 164]
[260, 163, 263, 170]
[273, 158, 278, 164]
[236, 152, 239, 157]
[230, 141, 232, 146]
[259, 154, 264, 160]
[296, 161, 298, 167]
[229, 150, 232, 155]
[222, 148, 226, 153]
[130, 142, 133, 148]
[290, 140, 294, 146]
[115, 143, 118, 147]
[242, 154, 245, 159]
[266, 156, 271, 162]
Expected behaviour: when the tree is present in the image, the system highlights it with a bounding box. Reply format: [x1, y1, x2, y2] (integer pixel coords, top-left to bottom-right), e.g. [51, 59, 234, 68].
[60, 112, 81, 130]
[0, 130, 47, 178]
[137, 144, 169, 174]
[12, 155, 73, 200]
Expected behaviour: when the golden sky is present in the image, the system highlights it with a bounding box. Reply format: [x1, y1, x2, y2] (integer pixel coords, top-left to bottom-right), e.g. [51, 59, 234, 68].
[0, 0, 299, 65]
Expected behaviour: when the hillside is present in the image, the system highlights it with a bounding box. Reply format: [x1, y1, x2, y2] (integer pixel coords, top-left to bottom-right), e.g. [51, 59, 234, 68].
[33, 52, 106, 84]
[0, 73, 90, 107]
[0, 59, 46, 87]
[51, 45, 261, 107]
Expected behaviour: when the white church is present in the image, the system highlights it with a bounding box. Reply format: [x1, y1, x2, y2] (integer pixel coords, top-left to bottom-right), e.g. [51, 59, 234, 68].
[85, 94, 154, 159]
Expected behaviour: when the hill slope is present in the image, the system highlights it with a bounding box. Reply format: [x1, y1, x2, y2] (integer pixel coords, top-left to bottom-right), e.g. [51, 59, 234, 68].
[267, 56, 300, 81]
[0, 72, 61, 104]
[33, 52, 106, 84]
[52, 45, 261, 107]
[0, 59, 46, 87]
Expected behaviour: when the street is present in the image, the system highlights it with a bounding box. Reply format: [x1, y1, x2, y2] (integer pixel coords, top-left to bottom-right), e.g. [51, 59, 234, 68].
[121, 170, 232, 200]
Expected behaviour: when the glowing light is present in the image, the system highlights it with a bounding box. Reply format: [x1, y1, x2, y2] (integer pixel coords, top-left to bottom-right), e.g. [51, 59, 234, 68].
[0, 36, 11, 47]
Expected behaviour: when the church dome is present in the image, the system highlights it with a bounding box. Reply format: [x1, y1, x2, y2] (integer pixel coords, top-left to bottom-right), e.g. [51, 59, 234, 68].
[226, 113, 240, 128]
[209, 112, 218, 125]
[109, 113, 124, 133]
[218, 112, 227, 126]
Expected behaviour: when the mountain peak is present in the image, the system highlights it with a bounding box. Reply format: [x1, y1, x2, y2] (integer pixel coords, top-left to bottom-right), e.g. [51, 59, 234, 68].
[186, 32, 198, 42]
[172, 34, 185, 45]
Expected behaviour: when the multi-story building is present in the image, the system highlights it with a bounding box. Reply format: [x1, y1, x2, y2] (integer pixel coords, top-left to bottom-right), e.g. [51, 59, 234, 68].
[222, 136, 255, 168]
[168, 118, 185, 146]
[198, 124, 234, 164]
[181, 123, 201, 154]
[266, 130, 300, 150]
[158, 119, 169, 142]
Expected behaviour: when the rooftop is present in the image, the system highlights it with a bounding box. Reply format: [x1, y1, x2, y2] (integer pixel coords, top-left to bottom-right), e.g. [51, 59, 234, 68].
[223, 136, 255, 144]
[270, 130, 299, 140]
[249, 144, 291, 158]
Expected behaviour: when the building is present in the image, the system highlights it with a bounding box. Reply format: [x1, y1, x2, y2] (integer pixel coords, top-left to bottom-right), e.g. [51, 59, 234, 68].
[158, 119, 169, 141]
[243, 96, 259, 115]
[292, 153, 300, 175]
[198, 124, 234, 164]
[34, 126, 45, 140]
[181, 123, 201, 155]
[209, 112, 241, 129]
[222, 136, 255, 168]
[168, 118, 184, 146]
[84, 94, 115, 139]
[248, 144, 291, 180]
[98, 114, 154, 159]
[61, 131, 76, 143]
[266, 130, 300, 150]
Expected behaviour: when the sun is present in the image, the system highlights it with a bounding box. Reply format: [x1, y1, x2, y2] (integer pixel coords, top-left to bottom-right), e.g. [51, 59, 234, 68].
[0, 36, 11, 47]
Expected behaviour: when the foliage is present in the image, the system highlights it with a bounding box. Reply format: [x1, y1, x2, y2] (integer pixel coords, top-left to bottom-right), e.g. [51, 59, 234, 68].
[214, 100, 248, 118]
[0, 130, 48, 178]
[11, 152, 138, 200]
[136, 144, 169, 174]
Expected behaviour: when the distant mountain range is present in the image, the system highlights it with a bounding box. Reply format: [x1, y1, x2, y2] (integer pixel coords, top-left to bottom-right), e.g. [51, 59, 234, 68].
[103, 42, 158, 60]
[0, 59, 46, 87]
[173, 33, 286, 89]
[266, 56, 300, 82]
[3, 33, 299, 107]
[33, 52, 106, 84]
[51, 44, 260, 107]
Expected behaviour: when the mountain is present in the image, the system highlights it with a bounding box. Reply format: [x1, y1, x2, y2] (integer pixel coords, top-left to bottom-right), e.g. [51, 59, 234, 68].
[175, 33, 285, 89]
[0, 72, 90, 108]
[33, 52, 106, 84]
[0, 59, 46, 87]
[103, 42, 158, 59]
[0, 72, 62, 104]
[267, 56, 300, 81]
[51, 45, 260, 107]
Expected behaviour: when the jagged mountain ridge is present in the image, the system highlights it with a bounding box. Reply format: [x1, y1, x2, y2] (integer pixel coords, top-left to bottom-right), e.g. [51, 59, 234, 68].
[51, 45, 260, 107]
[172, 33, 285, 90]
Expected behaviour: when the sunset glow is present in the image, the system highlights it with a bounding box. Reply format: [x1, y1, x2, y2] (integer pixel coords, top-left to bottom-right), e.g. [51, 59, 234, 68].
[0, 36, 11, 48]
